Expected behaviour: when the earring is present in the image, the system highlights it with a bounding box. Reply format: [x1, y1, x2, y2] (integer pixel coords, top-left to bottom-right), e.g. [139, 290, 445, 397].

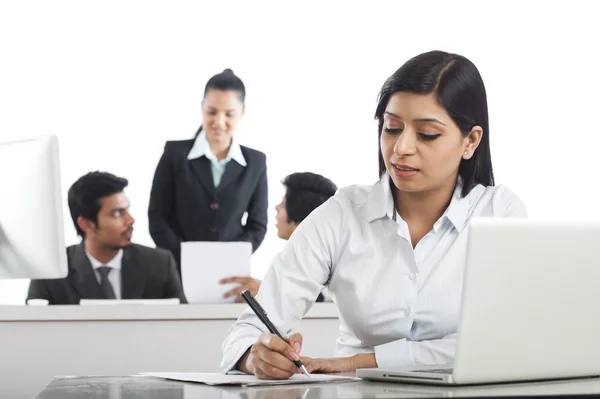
[464, 151, 469, 156]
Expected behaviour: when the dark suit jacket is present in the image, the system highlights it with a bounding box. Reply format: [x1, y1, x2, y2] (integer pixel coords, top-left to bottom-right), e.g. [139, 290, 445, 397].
[26, 243, 187, 305]
[148, 139, 268, 270]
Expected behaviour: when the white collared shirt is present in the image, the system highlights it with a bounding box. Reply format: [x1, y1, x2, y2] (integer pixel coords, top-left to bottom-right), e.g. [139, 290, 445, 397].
[86, 249, 123, 299]
[187, 131, 247, 187]
[220, 175, 527, 371]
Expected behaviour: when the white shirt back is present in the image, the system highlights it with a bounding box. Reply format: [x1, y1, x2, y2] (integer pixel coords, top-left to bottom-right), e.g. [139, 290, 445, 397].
[220, 176, 527, 371]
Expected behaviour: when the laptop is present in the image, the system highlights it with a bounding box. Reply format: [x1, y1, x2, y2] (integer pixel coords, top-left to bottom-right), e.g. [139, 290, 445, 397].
[357, 218, 600, 385]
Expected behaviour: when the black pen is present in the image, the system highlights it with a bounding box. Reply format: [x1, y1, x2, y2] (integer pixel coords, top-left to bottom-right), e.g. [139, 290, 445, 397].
[240, 289, 310, 377]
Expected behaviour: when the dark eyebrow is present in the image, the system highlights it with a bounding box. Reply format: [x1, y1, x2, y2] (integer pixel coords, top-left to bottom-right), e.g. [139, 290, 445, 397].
[384, 111, 401, 119]
[414, 118, 446, 126]
[207, 106, 236, 113]
[384, 112, 446, 126]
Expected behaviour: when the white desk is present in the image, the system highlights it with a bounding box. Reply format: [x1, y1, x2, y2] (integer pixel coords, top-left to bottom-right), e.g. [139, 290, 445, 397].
[37, 375, 600, 398]
[0, 303, 340, 398]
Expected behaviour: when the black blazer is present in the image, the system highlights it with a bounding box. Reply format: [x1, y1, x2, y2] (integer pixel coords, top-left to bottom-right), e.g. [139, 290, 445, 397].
[26, 243, 187, 305]
[148, 139, 268, 269]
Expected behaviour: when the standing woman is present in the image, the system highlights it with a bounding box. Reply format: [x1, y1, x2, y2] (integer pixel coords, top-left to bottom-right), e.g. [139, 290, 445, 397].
[148, 69, 268, 274]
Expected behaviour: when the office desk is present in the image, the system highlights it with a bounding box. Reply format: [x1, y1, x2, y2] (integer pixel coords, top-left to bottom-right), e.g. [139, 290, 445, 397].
[36, 375, 600, 398]
[0, 303, 339, 399]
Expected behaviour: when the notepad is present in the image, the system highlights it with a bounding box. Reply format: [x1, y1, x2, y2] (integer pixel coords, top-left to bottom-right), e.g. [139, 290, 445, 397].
[181, 241, 252, 304]
[140, 372, 360, 386]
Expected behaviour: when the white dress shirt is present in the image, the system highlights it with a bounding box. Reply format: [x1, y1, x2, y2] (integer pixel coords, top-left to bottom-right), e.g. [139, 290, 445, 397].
[187, 131, 247, 187]
[86, 249, 123, 299]
[220, 175, 527, 371]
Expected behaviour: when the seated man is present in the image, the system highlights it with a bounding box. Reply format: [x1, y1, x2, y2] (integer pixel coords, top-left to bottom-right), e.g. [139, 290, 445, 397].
[27, 172, 187, 305]
[220, 172, 337, 302]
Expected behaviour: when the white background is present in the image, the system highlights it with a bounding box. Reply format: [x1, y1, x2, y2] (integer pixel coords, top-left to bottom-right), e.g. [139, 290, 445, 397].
[1, 1, 598, 304]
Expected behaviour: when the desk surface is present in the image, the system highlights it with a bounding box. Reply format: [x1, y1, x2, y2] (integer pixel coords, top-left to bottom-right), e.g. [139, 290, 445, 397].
[0, 302, 338, 321]
[35, 375, 600, 398]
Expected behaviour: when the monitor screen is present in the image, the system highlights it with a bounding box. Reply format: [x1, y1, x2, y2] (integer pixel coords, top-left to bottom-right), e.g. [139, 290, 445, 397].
[0, 136, 68, 279]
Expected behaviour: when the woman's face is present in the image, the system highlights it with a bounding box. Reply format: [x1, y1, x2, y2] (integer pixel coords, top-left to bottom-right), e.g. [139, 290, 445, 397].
[201, 89, 244, 148]
[380, 92, 482, 194]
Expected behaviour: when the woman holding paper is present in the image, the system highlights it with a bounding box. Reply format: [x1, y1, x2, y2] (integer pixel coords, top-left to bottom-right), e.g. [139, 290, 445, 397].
[148, 69, 268, 275]
[220, 50, 527, 379]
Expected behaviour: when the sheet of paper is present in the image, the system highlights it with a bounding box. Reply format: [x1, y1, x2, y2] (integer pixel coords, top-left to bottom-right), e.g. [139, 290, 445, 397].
[181, 241, 252, 304]
[79, 298, 181, 305]
[140, 372, 360, 386]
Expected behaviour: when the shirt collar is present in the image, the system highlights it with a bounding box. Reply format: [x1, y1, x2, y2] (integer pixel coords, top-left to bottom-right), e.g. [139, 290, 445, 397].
[437, 180, 471, 233]
[366, 174, 472, 233]
[365, 174, 394, 223]
[187, 131, 247, 167]
[86, 249, 123, 271]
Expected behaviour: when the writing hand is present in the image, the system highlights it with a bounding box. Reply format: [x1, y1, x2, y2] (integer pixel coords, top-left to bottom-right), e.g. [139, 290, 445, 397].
[239, 332, 304, 380]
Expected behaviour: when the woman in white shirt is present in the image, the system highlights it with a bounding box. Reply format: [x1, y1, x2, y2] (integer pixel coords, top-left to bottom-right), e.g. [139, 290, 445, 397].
[220, 50, 527, 379]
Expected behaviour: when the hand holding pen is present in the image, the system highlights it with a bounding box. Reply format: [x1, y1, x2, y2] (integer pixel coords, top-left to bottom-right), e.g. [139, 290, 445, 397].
[238, 289, 310, 379]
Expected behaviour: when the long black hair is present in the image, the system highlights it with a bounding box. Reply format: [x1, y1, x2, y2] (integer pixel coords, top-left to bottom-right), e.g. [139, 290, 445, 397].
[375, 50, 494, 197]
[194, 68, 246, 138]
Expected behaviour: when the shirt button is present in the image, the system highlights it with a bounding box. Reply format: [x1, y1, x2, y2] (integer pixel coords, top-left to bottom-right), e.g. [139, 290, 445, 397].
[209, 202, 219, 210]
[409, 272, 416, 281]
[208, 226, 217, 233]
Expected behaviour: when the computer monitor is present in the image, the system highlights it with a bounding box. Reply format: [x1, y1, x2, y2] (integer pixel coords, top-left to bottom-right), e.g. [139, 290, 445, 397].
[0, 135, 68, 279]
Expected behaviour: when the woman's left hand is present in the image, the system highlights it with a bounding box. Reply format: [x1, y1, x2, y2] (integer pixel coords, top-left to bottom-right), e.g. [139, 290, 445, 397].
[301, 353, 377, 374]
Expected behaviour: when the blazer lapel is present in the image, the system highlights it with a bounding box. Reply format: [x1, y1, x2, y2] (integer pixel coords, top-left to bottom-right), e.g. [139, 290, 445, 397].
[121, 246, 145, 299]
[218, 161, 244, 192]
[69, 242, 105, 299]
[189, 157, 216, 197]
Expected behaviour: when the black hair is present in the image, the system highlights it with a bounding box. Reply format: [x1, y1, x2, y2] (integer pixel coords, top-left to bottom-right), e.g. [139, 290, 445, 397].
[375, 50, 494, 197]
[194, 68, 246, 138]
[68, 171, 128, 238]
[282, 172, 337, 224]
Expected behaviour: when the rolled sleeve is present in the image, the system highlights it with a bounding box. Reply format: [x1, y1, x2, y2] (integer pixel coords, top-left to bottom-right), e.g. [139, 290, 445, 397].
[220, 324, 261, 373]
[374, 338, 413, 369]
[220, 197, 344, 373]
[374, 333, 457, 370]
